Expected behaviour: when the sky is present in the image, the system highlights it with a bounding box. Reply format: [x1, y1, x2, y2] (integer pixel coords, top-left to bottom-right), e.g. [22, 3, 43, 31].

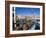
[15, 7, 40, 16]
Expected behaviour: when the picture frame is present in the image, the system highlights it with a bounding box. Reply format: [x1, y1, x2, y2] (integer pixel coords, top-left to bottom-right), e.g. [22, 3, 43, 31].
[5, 1, 45, 37]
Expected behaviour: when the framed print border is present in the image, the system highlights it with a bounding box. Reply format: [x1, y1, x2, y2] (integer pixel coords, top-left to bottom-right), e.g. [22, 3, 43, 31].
[5, 1, 45, 37]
